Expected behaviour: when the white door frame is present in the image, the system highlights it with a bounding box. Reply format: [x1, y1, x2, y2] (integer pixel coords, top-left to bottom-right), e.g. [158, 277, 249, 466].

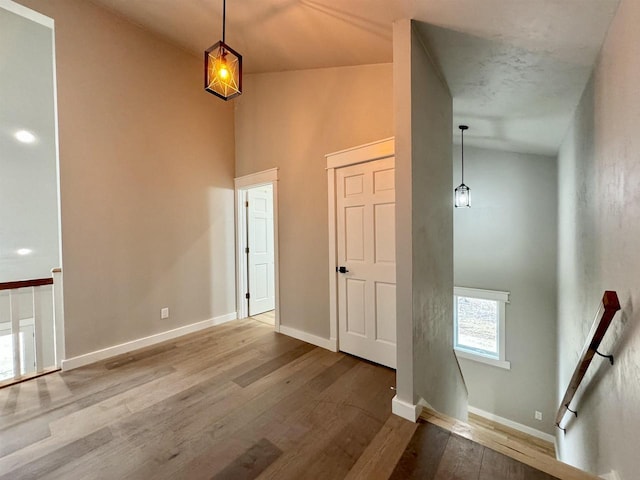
[326, 137, 395, 349]
[234, 168, 280, 330]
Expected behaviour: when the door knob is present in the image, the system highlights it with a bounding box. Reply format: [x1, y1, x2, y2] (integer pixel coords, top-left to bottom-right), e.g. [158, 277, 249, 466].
[336, 266, 349, 273]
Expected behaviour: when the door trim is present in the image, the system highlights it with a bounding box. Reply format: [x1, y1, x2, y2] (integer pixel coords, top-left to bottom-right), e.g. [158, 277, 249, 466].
[325, 138, 395, 349]
[234, 168, 280, 331]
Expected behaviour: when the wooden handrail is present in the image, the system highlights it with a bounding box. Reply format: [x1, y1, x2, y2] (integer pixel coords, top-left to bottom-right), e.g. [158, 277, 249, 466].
[0, 277, 54, 291]
[556, 291, 620, 430]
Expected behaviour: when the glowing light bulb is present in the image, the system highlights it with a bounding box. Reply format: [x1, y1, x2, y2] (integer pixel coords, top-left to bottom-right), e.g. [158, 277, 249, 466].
[218, 65, 230, 80]
[17, 248, 32, 256]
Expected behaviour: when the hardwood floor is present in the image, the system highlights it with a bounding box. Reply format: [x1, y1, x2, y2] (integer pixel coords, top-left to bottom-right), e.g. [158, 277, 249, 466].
[0, 319, 411, 479]
[0, 319, 589, 479]
[420, 408, 599, 480]
[391, 421, 559, 480]
[251, 310, 275, 326]
[467, 412, 556, 458]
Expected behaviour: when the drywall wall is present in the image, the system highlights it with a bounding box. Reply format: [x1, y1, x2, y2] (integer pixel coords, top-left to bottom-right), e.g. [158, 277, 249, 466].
[0, 6, 59, 283]
[453, 145, 557, 434]
[16, 0, 236, 358]
[234, 63, 393, 339]
[394, 19, 467, 419]
[393, 18, 414, 409]
[556, 0, 640, 476]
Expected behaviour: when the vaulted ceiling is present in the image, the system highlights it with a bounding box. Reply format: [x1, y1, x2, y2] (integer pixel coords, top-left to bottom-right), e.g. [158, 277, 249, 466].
[90, 0, 620, 155]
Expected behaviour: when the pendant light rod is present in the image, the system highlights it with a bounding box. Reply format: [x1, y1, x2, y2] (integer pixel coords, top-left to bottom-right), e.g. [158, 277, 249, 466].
[459, 125, 468, 183]
[222, 0, 226, 42]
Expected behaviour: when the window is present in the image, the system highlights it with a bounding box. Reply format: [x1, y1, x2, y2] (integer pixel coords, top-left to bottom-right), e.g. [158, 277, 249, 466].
[454, 287, 510, 369]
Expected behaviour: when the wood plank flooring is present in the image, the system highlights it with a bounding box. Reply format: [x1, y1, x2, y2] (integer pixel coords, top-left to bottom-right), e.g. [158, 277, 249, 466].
[391, 421, 559, 480]
[0, 319, 588, 479]
[420, 408, 599, 480]
[251, 311, 275, 326]
[467, 412, 556, 458]
[0, 319, 411, 479]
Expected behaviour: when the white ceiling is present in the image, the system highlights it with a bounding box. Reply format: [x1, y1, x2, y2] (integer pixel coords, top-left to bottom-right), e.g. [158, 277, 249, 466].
[90, 0, 620, 155]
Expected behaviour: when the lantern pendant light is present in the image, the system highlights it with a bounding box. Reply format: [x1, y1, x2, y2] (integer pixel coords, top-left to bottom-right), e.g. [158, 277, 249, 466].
[455, 125, 471, 208]
[204, 0, 242, 100]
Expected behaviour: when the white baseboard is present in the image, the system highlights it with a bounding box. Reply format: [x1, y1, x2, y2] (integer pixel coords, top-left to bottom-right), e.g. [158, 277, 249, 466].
[468, 406, 555, 444]
[392, 395, 422, 422]
[61, 312, 237, 371]
[211, 312, 238, 326]
[278, 325, 338, 352]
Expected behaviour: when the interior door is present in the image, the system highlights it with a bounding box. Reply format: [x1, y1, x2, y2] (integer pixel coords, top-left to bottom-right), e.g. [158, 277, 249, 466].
[247, 185, 275, 315]
[336, 157, 396, 368]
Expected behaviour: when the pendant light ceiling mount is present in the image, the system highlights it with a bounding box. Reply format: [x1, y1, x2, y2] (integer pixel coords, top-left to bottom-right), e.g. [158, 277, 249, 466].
[204, 0, 242, 101]
[455, 125, 471, 208]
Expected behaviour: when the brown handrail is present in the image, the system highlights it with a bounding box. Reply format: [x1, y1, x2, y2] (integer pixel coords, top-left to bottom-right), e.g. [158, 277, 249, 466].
[0, 277, 54, 291]
[555, 291, 620, 430]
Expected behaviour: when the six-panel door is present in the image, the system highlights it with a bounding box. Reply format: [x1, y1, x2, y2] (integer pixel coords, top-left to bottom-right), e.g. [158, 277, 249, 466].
[336, 157, 396, 368]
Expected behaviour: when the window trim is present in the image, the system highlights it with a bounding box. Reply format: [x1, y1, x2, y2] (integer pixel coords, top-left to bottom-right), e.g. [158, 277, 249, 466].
[454, 286, 511, 370]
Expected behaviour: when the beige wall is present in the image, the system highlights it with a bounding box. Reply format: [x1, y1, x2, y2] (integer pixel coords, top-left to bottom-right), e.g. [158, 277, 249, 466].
[394, 19, 467, 419]
[393, 19, 414, 405]
[17, 0, 236, 358]
[235, 64, 393, 338]
[557, 0, 640, 476]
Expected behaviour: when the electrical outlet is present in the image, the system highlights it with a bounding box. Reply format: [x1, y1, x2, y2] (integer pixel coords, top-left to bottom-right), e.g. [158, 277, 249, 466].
[534, 410, 543, 421]
[161, 307, 169, 319]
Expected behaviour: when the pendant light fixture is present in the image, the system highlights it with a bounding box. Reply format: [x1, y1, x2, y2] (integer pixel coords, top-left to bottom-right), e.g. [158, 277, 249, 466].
[455, 125, 471, 208]
[204, 0, 242, 100]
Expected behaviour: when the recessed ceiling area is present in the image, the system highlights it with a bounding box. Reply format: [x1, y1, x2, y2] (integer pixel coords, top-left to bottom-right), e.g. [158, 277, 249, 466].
[415, 23, 597, 155]
[89, 0, 621, 155]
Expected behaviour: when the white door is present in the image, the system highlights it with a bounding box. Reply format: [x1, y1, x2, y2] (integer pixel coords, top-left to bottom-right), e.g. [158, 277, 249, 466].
[247, 185, 275, 315]
[336, 157, 396, 368]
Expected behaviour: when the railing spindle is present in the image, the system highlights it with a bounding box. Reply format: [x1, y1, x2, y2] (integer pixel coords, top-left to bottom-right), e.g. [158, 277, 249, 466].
[33, 286, 44, 373]
[0, 275, 59, 387]
[9, 290, 21, 378]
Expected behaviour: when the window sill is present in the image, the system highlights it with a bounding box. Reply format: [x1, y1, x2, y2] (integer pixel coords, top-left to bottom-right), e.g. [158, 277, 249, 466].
[454, 349, 511, 370]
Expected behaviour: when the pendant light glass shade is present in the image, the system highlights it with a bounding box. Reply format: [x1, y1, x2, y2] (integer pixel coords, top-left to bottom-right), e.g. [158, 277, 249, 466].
[455, 183, 470, 208]
[205, 41, 242, 100]
[204, 0, 242, 101]
[455, 125, 471, 208]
